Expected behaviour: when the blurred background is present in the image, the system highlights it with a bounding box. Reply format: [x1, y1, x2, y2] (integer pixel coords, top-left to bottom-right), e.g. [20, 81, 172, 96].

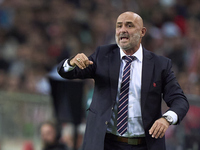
[0, 0, 200, 150]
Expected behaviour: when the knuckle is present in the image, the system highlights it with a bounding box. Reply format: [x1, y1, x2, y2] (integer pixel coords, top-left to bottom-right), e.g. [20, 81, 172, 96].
[151, 127, 155, 131]
[78, 53, 82, 57]
[158, 130, 162, 134]
[154, 127, 159, 131]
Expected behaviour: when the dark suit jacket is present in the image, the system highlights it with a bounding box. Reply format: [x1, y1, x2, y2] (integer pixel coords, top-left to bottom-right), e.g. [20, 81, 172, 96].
[57, 44, 189, 150]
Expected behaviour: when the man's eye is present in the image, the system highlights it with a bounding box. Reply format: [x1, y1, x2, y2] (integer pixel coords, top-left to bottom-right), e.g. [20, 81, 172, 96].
[128, 24, 133, 27]
[117, 25, 122, 28]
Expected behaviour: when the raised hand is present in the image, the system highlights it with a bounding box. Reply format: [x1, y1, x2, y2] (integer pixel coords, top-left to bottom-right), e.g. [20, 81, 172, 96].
[70, 53, 93, 69]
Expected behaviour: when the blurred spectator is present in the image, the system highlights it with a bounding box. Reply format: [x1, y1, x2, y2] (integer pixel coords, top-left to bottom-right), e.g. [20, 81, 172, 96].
[40, 121, 68, 150]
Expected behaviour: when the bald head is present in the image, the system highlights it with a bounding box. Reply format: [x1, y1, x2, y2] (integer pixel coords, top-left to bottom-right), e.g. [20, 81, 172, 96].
[117, 12, 144, 29]
[115, 11, 146, 55]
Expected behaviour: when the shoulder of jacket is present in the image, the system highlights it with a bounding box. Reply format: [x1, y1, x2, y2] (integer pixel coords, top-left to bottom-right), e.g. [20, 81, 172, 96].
[143, 47, 171, 62]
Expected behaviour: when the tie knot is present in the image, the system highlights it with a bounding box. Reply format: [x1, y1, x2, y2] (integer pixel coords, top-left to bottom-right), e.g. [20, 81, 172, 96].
[123, 56, 135, 63]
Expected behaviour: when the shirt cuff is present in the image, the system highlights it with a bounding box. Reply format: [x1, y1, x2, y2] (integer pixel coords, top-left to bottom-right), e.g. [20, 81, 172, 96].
[163, 110, 178, 125]
[63, 59, 75, 72]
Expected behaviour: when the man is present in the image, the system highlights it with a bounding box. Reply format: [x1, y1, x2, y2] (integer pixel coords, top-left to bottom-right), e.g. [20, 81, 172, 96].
[57, 12, 189, 150]
[40, 121, 68, 150]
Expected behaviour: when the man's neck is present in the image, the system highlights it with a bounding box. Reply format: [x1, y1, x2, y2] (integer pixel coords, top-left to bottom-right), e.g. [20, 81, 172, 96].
[122, 44, 140, 56]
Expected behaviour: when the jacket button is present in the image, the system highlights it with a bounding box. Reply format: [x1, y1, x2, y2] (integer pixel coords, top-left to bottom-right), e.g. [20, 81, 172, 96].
[105, 121, 108, 125]
[111, 107, 113, 110]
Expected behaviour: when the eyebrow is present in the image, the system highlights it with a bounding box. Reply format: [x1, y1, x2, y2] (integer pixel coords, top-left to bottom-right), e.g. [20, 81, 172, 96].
[116, 21, 134, 24]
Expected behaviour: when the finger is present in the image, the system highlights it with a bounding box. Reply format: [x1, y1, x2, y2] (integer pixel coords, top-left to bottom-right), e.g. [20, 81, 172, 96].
[89, 60, 93, 65]
[155, 126, 164, 139]
[152, 125, 161, 138]
[74, 61, 84, 69]
[78, 54, 88, 65]
[149, 122, 157, 135]
[79, 54, 93, 68]
[85, 60, 93, 66]
[79, 54, 87, 61]
[81, 54, 89, 61]
[78, 57, 88, 69]
[81, 55, 93, 66]
[74, 60, 85, 69]
[159, 127, 168, 138]
[159, 132, 165, 138]
[71, 54, 83, 67]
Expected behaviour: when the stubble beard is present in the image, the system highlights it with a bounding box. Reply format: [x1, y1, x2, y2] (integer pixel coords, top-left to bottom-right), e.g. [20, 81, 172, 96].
[116, 32, 141, 51]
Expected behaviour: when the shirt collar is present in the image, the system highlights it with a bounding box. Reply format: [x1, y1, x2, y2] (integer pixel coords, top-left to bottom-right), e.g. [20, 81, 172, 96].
[119, 44, 143, 62]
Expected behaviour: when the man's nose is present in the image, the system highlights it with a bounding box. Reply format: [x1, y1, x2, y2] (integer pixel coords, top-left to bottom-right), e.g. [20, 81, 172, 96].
[119, 25, 127, 33]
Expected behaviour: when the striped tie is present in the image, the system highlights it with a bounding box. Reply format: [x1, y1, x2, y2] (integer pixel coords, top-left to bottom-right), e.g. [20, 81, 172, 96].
[117, 56, 135, 135]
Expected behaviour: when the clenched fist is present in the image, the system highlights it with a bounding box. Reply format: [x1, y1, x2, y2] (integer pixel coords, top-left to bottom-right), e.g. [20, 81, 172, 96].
[70, 53, 93, 69]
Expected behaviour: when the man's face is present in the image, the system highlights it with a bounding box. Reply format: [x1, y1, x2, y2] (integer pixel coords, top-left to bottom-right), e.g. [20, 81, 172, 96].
[115, 13, 142, 51]
[41, 124, 56, 145]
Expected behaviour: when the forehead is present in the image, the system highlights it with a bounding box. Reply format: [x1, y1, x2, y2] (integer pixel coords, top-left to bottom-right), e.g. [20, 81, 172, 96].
[116, 13, 137, 24]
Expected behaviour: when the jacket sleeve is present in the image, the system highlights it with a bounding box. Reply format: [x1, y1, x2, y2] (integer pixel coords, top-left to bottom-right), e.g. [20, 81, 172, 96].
[57, 47, 100, 79]
[163, 59, 189, 124]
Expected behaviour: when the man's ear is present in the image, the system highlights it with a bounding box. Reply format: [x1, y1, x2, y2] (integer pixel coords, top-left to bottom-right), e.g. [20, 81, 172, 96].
[141, 27, 147, 37]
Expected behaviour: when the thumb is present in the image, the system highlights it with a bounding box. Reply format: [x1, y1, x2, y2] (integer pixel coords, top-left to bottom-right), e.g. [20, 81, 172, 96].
[85, 60, 93, 66]
[89, 61, 93, 65]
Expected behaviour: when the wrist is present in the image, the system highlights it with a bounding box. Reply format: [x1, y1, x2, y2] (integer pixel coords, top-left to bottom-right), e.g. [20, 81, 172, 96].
[162, 115, 173, 125]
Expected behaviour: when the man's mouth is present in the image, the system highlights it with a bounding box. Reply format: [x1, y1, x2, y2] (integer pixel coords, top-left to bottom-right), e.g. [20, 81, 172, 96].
[120, 37, 129, 41]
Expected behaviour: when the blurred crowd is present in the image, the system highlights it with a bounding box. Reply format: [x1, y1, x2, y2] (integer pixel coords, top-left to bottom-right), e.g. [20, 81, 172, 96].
[0, 0, 199, 95]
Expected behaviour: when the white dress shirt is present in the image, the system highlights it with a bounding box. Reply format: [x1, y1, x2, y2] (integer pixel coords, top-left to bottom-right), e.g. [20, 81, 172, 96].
[63, 44, 178, 137]
[107, 44, 145, 137]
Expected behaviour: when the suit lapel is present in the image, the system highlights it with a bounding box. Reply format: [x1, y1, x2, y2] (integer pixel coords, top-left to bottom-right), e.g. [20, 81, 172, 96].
[141, 48, 154, 110]
[109, 47, 121, 102]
